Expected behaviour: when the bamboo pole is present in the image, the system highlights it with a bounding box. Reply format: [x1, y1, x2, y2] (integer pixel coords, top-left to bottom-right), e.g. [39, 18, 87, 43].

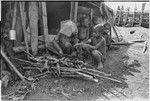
[11, 2, 17, 30]
[74, 2, 78, 23]
[70, 2, 74, 21]
[29, 2, 39, 55]
[70, 2, 78, 23]
[19, 2, 30, 58]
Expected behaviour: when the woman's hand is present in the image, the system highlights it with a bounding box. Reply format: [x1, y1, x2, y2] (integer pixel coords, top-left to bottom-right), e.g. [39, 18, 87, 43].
[74, 43, 83, 47]
[59, 49, 63, 55]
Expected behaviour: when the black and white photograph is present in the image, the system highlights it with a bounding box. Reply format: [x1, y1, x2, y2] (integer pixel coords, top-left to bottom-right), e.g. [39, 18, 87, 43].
[0, 0, 149, 101]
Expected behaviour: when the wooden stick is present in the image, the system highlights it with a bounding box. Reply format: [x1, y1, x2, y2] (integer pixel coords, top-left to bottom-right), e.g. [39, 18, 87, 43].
[143, 41, 148, 53]
[83, 68, 111, 76]
[1, 50, 25, 81]
[112, 42, 133, 45]
[76, 71, 93, 79]
[11, 57, 43, 67]
[81, 70, 122, 83]
[74, 2, 78, 23]
[19, 2, 30, 58]
[13, 45, 45, 53]
[112, 26, 120, 42]
[97, 75, 122, 83]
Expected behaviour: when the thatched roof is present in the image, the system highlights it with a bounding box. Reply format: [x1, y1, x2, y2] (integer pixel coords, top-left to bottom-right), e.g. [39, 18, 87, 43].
[79, 2, 114, 21]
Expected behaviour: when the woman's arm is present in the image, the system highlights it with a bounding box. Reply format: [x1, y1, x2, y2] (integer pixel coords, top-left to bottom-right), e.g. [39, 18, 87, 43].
[53, 34, 63, 54]
[81, 28, 90, 43]
[83, 37, 105, 50]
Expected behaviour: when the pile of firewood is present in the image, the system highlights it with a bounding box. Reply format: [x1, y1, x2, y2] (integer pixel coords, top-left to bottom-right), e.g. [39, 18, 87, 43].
[12, 54, 122, 83]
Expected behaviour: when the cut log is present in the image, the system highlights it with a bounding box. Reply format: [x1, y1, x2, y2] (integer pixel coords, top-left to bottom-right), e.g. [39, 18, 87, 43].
[29, 2, 39, 55]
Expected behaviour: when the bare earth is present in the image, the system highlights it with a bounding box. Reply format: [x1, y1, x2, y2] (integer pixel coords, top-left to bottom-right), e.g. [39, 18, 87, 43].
[2, 27, 149, 101]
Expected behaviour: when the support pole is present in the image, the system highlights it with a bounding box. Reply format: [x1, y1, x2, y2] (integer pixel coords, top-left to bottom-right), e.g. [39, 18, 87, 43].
[29, 2, 39, 55]
[19, 2, 30, 58]
[41, 2, 49, 49]
[70, 2, 78, 23]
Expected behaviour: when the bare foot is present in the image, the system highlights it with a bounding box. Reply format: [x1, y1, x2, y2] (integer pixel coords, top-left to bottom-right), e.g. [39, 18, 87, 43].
[97, 62, 103, 69]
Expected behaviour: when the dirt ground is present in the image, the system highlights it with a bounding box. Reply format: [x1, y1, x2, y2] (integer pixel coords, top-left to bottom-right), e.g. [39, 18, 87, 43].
[2, 27, 149, 101]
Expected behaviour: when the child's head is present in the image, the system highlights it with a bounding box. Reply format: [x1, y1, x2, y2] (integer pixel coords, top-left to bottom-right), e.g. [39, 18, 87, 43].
[80, 16, 90, 27]
[92, 17, 103, 25]
[93, 25, 103, 37]
[103, 22, 111, 33]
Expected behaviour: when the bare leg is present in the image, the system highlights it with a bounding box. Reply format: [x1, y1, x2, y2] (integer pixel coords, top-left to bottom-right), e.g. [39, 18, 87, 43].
[92, 50, 103, 69]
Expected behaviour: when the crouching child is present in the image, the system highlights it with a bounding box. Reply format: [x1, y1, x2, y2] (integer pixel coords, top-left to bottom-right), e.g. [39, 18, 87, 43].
[75, 25, 107, 69]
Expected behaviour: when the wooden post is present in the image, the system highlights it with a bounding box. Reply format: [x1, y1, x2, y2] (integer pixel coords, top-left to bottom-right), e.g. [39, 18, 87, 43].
[74, 2, 78, 23]
[38, 2, 43, 35]
[41, 2, 49, 49]
[139, 3, 146, 26]
[70, 2, 78, 23]
[29, 2, 39, 56]
[118, 10, 122, 26]
[19, 2, 30, 58]
[11, 2, 17, 30]
[131, 6, 137, 27]
[70, 2, 74, 21]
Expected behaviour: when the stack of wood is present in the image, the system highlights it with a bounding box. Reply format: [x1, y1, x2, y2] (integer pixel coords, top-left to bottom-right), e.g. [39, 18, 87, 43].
[11, 55, 122, 83]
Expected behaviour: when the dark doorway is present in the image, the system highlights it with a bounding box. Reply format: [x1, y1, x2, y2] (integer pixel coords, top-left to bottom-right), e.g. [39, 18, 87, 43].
[46, 2, 71, 35]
